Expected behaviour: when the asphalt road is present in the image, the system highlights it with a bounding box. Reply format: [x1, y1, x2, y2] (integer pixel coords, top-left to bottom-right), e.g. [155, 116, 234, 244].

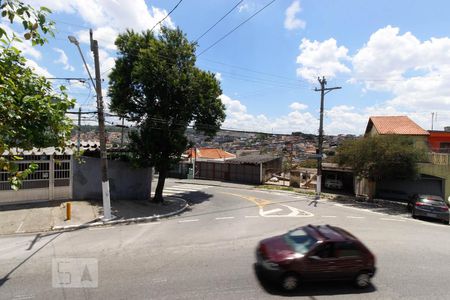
[1, 178, 450, 300]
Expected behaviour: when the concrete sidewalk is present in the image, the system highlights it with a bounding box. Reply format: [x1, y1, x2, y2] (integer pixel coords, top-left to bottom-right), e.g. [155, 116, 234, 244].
[0, 197, 187, 235]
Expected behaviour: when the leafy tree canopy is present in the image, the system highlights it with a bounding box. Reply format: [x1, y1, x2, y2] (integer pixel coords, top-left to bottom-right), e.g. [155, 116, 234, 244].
[109, 27, 225, 202]
[1, 0, 74, 190]
[335, 135, 427, 181]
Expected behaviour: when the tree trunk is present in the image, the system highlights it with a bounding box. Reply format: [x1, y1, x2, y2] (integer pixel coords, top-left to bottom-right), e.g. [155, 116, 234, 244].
[152, 166, 167, 203]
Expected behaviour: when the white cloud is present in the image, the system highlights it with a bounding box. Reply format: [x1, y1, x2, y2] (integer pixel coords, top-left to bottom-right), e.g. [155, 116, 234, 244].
[220, 94, 318, 133]
[289, 102, 308, 110]
[284, 0, 306, 30]
[352, 25, 450, 111]
[76, 27, 118, 51]
[215, 72, 222, 82]
[53, 48, 75, 71]
[25, 59, 53, 77]
[296, 38, 351, 82]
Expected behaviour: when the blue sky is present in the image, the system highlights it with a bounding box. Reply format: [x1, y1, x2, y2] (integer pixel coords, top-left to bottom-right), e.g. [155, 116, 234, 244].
[4, 0, 450, 135]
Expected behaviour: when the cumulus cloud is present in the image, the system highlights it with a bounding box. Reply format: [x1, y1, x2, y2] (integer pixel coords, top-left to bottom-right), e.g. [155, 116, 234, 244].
[296, 38, 351, 82]
[53, 48, 75, 71]
[215, 72, 222, 82]
[25, 59, 53, 78]
[352, 25, 450, 111]
[284, 0, 306, 30]
[220, 95, 318, 133]
[289, 102, 308, 111]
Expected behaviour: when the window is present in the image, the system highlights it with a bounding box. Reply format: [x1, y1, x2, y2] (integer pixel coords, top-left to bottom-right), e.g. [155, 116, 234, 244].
[285, 229, 317, 254]
[313, 243, 334, 259]
[335, 242, 361, 258]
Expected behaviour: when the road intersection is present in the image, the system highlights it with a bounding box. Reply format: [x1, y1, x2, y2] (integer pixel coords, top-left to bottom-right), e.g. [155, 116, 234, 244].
[1, 179, 449, 299]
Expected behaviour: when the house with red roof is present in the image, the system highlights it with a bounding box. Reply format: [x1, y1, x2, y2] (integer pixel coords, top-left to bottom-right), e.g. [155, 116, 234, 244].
[185, 147, 236, 162]
[359, 116, 450, 203]
[364, 116, 429, 150]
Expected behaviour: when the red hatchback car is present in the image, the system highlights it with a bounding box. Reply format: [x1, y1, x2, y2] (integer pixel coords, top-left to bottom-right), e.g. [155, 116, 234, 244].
[256, 224, 376, 291]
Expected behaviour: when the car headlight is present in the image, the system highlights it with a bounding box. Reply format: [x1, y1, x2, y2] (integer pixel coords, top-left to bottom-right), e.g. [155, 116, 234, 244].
[263, 260, 280, 270]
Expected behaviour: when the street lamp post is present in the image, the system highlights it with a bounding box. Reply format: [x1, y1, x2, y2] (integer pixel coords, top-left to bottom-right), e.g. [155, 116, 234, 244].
[68, 34, 112, 220]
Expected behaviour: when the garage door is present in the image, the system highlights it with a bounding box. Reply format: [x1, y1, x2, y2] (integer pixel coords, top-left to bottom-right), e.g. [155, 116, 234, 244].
[376, 174, 444, 201]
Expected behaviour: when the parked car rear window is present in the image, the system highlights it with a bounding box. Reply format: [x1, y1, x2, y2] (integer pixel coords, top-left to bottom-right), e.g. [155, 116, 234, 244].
[285, 229, 317, 254]
[419, 195, 444, 201]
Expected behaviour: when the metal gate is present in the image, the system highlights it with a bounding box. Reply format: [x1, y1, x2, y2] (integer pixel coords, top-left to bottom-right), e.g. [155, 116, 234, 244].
[0, 154, 72, 205]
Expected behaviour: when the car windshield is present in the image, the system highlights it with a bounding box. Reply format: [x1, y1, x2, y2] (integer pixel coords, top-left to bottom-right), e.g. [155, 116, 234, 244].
[285, 229, 318, 254]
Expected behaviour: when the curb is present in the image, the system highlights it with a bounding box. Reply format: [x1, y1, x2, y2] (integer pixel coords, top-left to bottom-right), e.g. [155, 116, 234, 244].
[51, 197, 188, 232]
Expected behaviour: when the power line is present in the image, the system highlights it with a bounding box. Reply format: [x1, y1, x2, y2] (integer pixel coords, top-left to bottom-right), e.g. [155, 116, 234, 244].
[197, 0, 277, 56]
[194, 0, 244, 43]
[150, 0, 184, 33]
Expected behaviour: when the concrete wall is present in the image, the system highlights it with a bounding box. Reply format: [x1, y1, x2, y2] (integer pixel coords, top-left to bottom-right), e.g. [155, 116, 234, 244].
[73, 157, 152, 201]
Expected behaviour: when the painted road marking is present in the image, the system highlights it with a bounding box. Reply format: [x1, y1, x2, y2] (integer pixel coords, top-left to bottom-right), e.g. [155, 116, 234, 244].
[215, 217, 235, 220]
[380, 218, 405, 222]
[334, 203, 388, 215]
[346, 216, 365, 219]
[178, 219, 199, 223]
[223, 192, 314, 217]
[321, 215, 337, 218]
[167, 187, 205, 192]
[138, 222, 161, 226]
[15, 222, 24, 233]
[175, 184, 209, 189]
[262, 208, 283, 215]
[223, 192, 272, 209]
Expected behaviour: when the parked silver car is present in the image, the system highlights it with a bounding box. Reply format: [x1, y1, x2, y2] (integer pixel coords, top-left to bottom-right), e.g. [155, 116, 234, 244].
[407, 194, 449, 224]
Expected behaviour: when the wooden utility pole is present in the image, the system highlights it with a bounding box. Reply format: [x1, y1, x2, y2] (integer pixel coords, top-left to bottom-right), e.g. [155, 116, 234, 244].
[314, 76, 341, 200]
[90, 29, 111, 220]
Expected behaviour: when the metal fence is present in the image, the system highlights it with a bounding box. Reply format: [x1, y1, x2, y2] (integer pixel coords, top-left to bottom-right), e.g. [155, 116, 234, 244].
[0, 155, 72, 205]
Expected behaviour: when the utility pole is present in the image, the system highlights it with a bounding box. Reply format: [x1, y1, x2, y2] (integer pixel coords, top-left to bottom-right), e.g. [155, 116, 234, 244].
[120, 118, 125, 147]
[432, 112, 435, 130]
[77, 107, 81, 152]
[90, 29, 112, 220]
[314, 76, 341, 200]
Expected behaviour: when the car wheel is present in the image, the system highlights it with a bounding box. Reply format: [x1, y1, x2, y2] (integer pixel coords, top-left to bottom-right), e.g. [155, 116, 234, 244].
[281, 273, 299, 291]
[354, 272, 371, 289]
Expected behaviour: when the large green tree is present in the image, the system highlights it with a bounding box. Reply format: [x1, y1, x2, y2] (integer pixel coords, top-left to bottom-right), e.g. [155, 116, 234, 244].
[1, 0, 74, 189]
[335, 135, 427, 181]
[109, 28, 225, 203]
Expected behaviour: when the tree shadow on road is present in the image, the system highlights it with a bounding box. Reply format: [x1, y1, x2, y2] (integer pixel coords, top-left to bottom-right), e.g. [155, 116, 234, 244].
[253, 264, 377, 297]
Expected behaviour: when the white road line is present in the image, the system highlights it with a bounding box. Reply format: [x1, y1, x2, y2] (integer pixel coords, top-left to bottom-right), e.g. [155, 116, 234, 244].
[215, 217, 235, 220]
[245, 216, 259, 218]
[15, 222, 24, 233]
[346, 216, 365, 219]
[166, 187, 200, 192]
[380, 218, 405, 222]
[178, 219, 199, 223]
[162, 191, 178, 196]
[138, 222, 161, 226]
[174, 185, 208, 189]
[334, 203, 387, 215]
[321, 215, 337, 218]
[262, 208, 283, 215]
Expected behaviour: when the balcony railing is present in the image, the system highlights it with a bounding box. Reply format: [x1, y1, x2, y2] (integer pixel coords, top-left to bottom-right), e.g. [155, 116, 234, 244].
[428, 152, 450, 165]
